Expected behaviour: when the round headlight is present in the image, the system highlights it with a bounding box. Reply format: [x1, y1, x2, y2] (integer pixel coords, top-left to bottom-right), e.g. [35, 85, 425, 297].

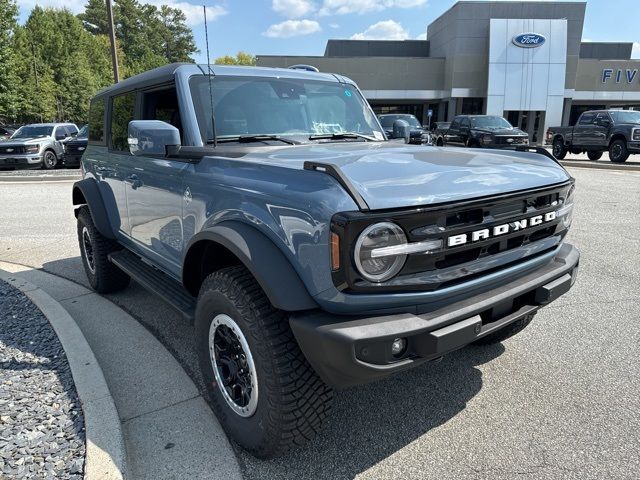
[354, 222, 407, 282]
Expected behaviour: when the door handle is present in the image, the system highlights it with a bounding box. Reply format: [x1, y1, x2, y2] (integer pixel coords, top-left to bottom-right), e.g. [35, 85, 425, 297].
[125, 174, 142, 189]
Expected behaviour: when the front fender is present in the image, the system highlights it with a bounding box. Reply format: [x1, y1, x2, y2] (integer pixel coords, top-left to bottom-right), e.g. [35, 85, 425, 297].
[72, 178, 115, 239]
[184, 221, 318, 312]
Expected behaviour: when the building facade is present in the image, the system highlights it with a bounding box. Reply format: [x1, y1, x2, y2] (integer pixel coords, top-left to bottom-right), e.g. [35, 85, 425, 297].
[257, 1, 640, 144]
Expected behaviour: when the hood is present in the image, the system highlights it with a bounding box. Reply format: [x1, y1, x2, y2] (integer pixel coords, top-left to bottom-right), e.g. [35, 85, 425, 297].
[472, 127, 527, 136]
[243, 142, 571, 210]
[2, 137, 48, 146]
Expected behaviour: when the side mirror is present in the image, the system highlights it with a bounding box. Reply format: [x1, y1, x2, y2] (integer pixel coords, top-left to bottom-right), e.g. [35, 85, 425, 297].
[596, 118, 611, 127]
[392, 119, 411, 142]
[128, 120, 180, 156]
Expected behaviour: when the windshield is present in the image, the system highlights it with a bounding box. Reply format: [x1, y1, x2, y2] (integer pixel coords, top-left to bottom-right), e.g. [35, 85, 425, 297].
[609, 110, 640, 124]
[470, 116, 512, 129]
[378, 115, 421, 129]
[77, 125, 88, 137]
[190, 75, 384, 143]
[11, 125, 54, 139]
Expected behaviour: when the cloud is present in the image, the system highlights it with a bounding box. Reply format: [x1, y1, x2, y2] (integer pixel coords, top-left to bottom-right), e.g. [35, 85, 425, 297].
[632, 42, 640, 59]
[415, 31, 427, 40]
[146, 1, 227, 26]
[18, 0, 84, 15]
[320, 0, 427, 16]
[264, 19, 322, 38]
[329, 23, 340, 29]
[350, 20, 409, 40]
[272, 0, 316, 19]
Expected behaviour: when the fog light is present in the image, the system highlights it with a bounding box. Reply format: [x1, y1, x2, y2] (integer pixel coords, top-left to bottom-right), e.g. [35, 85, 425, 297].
[391, 337, 407, 357]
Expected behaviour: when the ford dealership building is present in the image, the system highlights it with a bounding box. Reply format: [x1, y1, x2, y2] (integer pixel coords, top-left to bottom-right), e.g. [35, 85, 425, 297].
[257, 1, 640, 144]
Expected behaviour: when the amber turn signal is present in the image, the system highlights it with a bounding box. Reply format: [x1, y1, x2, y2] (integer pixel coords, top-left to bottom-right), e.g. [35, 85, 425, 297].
[330, 232, 340, 271]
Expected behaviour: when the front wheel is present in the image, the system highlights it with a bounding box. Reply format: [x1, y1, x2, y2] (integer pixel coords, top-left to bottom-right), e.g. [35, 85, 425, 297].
[587, 151, 603, 161]
[552, 139, 567, 159]
[41, 150, 58, 169]
[195, 266, 333, 459]
[609, 139, 629, 163]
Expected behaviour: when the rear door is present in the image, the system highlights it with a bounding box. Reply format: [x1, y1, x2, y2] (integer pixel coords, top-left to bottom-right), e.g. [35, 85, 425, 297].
[123, 84, 188, 277]
[573, 112, 597, 147]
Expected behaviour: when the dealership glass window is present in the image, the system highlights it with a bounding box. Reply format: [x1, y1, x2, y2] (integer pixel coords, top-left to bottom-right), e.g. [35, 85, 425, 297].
[88, 98, 105, 144]
[110, 92, 136, 151]
[461, 98, 484, 115]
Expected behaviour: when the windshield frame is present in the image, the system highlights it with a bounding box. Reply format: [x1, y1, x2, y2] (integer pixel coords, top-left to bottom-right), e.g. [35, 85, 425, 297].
[469, 116, 513, 129]
[609, 110, 640, 124]
[189, 74, 385, 145]
[11, 125, 54, 139]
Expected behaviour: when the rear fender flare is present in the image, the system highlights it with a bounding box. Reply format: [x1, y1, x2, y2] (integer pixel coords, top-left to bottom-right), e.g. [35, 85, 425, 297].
[72, 178, 115, 239]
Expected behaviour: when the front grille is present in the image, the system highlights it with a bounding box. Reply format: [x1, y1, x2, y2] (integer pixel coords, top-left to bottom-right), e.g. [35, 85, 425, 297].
[332, 182, 573, 293]
[0, 145, 25, 154]
[493, 136, 528, 145]
[65, 143, 84, 153]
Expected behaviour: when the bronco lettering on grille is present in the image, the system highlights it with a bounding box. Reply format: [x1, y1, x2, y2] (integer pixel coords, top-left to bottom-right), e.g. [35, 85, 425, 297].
[447, 211, 557, 247]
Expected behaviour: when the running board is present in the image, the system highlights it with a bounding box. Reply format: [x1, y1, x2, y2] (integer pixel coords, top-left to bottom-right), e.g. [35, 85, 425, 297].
[108, 250, 196, 322]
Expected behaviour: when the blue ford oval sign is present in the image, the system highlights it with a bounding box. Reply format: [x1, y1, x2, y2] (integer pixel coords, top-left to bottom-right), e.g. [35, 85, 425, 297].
[512, 33, 546, 48]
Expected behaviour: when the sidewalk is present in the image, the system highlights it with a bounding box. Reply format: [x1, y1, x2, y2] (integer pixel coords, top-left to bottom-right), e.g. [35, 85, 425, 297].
[0, 262, 242, 480]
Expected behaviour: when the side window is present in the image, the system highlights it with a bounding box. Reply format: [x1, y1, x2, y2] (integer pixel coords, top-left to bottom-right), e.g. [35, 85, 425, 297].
[461, 118, 470, 129]
[141, 86, 182, 137]
[88, 98, 106, 144]
[110, 92, 136, 151]
[579, 112, 595, 125]
[450, 118, 461, 130]
[54, 126, 65, 140]
[67, 125, 78, 136]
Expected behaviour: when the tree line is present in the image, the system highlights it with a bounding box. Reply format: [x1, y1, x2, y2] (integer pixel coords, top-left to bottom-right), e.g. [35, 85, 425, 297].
[0, 0, 198, 126]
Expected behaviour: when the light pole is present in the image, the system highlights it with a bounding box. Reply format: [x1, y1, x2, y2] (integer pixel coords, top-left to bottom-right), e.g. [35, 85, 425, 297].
[106, 0, 120, 83]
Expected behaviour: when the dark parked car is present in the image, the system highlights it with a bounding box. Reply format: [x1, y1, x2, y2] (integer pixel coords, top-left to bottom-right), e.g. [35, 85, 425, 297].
[378, 113, 431, 144]
[73, 63, 578, 458]
[432, 122, 450, 145]
[547, 109, 640, 163]
[437, 115, 529, 148]
[63, 124, 88, 167]
[0, 126, 15, 140]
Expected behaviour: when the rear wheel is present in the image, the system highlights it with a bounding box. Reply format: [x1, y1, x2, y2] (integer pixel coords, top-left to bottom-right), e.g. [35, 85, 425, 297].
[473, 313, 536, 345]
[195, 266, 333, 459]
[587, 151, 603, 161]
[609, 139, 629, 163]
[41, 150, 58, 170]
[76, 206, 130, 293]
[552, 139, 567, 159]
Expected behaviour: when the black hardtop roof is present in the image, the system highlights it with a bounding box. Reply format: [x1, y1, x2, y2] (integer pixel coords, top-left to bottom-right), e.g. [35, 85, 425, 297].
[93, 63, 191, 100]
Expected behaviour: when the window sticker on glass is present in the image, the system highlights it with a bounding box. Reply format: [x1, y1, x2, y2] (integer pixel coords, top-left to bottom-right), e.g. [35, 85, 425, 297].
[373, 131, 384, 140]
[344, 90, 352, 97]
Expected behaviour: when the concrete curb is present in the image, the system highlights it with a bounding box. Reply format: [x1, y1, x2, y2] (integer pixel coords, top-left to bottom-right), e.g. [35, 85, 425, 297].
[0, 269, 126, 480]
[0, 174, 81, 182]
[560, 160, 640, 172]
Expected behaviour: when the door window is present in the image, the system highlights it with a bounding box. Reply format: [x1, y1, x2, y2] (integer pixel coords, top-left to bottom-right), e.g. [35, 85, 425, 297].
[141, 86, 182, 138]
[110, 92, 136, 151]
[579, 112, 596, 125]
[89, 98, 106, 144]
[449, 118, 461, 130]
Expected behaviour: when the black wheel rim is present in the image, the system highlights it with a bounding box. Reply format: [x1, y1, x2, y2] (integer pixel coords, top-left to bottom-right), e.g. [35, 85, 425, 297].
[81, 227, 96, 274]
[611, 144, 621, 160]
[553, 143, 562, 157]
[209, 314, 258, 417]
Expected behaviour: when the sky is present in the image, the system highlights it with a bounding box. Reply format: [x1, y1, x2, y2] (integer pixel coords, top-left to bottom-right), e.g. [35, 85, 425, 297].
[17, 0, 640, 62]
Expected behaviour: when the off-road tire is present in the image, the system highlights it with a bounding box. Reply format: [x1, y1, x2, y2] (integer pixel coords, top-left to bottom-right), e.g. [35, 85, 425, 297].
[76, 206, 130, 293]
[587, 151, 603, 161]
[195, 266, 333, 459]
[473, 313, 536, 345]
[609, 139, 629, 163]
[552, 139, 567, 159]
[41, 150, 58, 170]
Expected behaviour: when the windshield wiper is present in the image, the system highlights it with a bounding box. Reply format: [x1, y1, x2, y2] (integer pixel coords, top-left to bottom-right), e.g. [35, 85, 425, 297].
[308, 132, 378, 142]
[210, 135, 299, 145]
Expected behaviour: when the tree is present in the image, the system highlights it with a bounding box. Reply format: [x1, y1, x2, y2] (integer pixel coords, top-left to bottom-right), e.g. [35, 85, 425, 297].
[214, 52, 256, 66]
[158, 5, 198, 63]
[0, 0, 19, 122]
[78, 0, 109, 36]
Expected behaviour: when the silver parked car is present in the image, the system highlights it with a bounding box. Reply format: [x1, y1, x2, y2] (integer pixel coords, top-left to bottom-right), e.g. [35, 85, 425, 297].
[0, 123, 78, 170]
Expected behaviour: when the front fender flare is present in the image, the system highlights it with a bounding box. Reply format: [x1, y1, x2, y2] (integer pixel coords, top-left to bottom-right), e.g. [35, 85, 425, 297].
[184, 222, 318, 312]
[72, 178, 115, 239]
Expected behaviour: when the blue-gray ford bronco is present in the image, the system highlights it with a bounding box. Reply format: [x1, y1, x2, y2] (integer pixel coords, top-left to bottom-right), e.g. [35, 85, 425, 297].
[72, 64, 579, 458]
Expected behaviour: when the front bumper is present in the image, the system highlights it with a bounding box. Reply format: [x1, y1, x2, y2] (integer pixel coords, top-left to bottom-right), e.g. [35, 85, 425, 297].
[0, 154, 42, 169]
[290, 243, 579, 388]
[627, 141, 640, 153]
[63, 154, 83, 166]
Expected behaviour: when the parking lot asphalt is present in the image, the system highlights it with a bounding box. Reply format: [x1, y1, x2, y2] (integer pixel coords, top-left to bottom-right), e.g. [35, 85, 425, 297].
[0, 167, 638, 479]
